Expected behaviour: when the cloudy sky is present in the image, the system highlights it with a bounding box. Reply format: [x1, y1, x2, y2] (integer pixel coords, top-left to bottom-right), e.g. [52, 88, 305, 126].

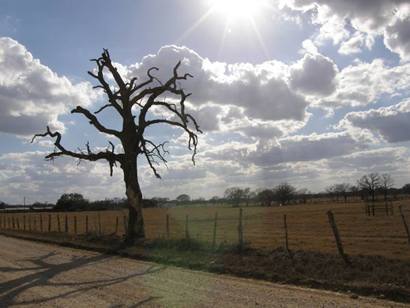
[1, 0, 410, 204]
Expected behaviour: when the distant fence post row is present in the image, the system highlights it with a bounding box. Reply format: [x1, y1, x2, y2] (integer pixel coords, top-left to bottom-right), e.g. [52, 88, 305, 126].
[0, 213, 128, 237]
[365, 200, 394, 217]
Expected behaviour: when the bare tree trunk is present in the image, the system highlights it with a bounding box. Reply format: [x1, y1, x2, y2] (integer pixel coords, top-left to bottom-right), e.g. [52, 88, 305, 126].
[123, 162, 145, 244]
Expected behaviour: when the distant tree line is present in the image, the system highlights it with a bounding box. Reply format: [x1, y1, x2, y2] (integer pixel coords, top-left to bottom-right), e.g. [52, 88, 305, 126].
[2, 172, 410, 211]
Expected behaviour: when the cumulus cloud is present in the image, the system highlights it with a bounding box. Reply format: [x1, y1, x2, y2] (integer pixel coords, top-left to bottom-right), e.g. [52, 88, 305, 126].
[116, 44, 346, 143]
[125, 45, 309, 123]
[0, 151, 124, 203]
[289, 52, 338, 96]
[285, 0, 410, 58]
[0, 37, 97, 136]
[246, 132, 365, 166]
[338, 31, 374, 55]
[339, 99, 410, 142]
[320, 59, 410, 107]
[385, 13, 410, 61]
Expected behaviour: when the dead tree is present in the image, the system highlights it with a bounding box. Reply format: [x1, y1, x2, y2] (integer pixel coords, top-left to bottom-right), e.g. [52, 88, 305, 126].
[358, 173, 381, 216]
[358, 173, 380, 203]
[32, 49, 201, 244]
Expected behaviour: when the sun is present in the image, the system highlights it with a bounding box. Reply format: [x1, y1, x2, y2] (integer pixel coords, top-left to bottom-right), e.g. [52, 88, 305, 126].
[209, 0, 266, 22]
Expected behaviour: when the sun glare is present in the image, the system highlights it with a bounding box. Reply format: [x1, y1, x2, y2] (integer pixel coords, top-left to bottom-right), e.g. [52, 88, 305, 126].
[210, 0, 265, 22]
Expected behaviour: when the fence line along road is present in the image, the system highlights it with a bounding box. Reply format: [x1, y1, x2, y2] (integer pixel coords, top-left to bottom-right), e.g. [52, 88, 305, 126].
[1, 201, 410, 260]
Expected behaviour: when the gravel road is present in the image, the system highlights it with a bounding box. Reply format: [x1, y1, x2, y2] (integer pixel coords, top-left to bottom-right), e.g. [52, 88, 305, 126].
[0, 235, 406, 307]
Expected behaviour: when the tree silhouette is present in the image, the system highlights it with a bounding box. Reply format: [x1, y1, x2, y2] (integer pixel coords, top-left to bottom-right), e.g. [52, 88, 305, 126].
[274, 182, 296, 205]
[32, 49, 201, 243]
[55, 193, 88, 211]
[358, 173, 380, 202]
[176, 194, 190, 203]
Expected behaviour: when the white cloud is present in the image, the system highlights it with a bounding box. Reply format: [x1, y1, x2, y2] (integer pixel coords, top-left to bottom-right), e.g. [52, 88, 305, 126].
[320, 59, 410, 107]
[118, 45, 347, 143]
[0, 151, 124, 204]
[339, 99, 410, 143]
[125, 45, 309, 123]
[285, 1, 410, 59]
[385, 13, 410, 61]
[0, 37, 98, 136]
[338, 31, 374, 55]
[246, 131, 365, 166]
[289, 52, 338, 96]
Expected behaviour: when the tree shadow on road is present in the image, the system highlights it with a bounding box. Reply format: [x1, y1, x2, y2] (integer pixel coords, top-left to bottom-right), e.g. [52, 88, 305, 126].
[0, 251, 164, 306]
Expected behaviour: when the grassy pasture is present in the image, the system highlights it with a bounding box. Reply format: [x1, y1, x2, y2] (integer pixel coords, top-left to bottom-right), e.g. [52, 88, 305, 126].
[1, 200, 410, 260]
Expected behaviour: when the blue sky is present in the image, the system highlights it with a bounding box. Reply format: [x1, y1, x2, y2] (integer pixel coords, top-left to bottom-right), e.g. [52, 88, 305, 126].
[1, 0, 410, 204]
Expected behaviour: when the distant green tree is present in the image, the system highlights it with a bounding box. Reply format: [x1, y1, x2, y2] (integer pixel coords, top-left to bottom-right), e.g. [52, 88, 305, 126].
[257, 189, 275, 206]
[176, 194, 191, 203]
[402, 183, 410, 194]
[274, 183, 296, 205]
[224, 187, 244, 207]
[31, 202, 52, 210]
[55, 193, 88, 211]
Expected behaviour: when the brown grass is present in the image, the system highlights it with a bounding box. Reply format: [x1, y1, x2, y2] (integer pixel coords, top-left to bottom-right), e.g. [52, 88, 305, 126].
[1, 200, 410, 260]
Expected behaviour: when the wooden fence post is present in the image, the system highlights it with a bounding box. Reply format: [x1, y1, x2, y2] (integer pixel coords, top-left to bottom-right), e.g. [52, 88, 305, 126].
[284, 214, 289, 253]
[33, 217, 37, 231]
[65, 215, 68, 233]
[327, 210, 351, 265]
[57, 215, 61, 233]
[238, 208, 244, 251]
[185, 215, 190, 240]
[48, 214, 52, 232]
[12, 217, 15, 229]
[39, 214, 43, 232]
[123, 215, 128, 235]
[212, 212, 218, 249]
[399, 206, 410, 245]
[16, 217, 20, 230]
[115, 216, 119, 235]
[28, 216, 32, 231]
[74, 215, 77, 235]
[166, 214, 170, 239]
[23, 215, 26, 231]
[85, 215, 89, 234]
[98, 213, 102, 236]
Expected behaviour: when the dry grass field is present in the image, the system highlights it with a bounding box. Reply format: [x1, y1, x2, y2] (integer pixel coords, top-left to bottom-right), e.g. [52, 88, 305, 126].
[1, 201, 410, 260]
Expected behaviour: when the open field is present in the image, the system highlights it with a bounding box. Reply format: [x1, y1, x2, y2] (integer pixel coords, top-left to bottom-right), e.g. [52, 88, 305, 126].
[1, 201, 410, 260]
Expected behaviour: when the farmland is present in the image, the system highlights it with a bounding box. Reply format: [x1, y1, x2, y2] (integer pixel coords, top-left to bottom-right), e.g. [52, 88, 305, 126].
[1, 200, 410, 261]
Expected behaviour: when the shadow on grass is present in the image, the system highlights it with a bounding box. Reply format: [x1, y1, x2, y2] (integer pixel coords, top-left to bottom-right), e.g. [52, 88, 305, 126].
[0, 251, 163, 306]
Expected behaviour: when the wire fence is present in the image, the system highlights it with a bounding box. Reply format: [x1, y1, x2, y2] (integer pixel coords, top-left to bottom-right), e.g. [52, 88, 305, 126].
[1, 202, 410, 260]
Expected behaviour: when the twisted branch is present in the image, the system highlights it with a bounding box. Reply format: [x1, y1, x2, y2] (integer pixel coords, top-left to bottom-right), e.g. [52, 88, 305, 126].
[31, 126, 121, 176]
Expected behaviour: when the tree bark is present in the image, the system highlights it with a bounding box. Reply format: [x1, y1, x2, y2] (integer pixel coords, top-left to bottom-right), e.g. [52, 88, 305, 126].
[123, 161, 145, 243]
